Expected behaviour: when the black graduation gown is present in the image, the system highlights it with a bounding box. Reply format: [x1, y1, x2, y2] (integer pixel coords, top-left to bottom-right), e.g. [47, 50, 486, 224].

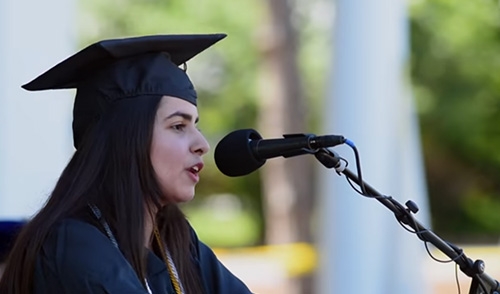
[34, 219, 253, 294]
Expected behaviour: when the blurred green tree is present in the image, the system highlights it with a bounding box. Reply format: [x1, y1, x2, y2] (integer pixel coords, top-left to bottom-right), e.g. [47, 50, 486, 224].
[410, 0, 500, 242]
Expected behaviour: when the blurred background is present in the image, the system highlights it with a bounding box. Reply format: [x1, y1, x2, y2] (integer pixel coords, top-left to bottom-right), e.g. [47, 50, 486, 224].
[1, 0, 500, 293]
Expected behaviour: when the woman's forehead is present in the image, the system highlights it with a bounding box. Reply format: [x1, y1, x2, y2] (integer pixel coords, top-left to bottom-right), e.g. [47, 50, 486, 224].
[157, 96, 199, 119]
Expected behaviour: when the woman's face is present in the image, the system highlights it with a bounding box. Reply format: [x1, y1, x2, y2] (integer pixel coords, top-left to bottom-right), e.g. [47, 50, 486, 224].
[150, 96, 209, 204]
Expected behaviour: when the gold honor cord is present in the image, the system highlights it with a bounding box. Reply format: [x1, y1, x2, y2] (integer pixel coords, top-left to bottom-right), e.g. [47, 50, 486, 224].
[153, 226, 184, 294]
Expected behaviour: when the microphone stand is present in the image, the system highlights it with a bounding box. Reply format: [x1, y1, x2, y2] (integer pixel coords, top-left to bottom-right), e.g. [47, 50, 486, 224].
[314, 148, 500, 294]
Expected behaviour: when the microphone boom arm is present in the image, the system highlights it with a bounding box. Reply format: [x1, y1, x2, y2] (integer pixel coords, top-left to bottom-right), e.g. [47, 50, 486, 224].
[314, 148, 500, 294]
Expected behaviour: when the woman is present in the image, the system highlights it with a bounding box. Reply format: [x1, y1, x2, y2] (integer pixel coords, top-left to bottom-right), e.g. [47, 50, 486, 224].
[0, 34, 252, 294]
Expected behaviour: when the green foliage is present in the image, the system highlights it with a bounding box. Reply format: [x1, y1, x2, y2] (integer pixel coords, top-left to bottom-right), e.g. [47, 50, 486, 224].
[411, 0, 500, 166]
[183, 198, 261, 247]
[410, 0, 500, 240]
[462, 190, 500, 233]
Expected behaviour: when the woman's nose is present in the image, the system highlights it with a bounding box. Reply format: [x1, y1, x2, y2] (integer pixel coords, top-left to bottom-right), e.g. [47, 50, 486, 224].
[192, 130, 210, 156]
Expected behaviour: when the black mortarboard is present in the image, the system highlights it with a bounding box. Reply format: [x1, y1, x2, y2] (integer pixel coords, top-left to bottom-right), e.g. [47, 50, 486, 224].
[22, 34, 226, 149]
[0, 221, 24, 262]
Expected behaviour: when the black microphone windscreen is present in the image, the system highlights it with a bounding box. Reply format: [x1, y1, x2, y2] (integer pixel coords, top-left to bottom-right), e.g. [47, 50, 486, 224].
[214, 129, 266, 177]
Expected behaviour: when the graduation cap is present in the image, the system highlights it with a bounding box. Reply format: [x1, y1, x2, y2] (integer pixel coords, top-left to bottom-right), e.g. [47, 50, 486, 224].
[22, 34, 227, 149]
[0, 221, 24, 262]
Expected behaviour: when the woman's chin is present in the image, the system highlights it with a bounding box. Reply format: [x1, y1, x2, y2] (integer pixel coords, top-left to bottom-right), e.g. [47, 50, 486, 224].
[178, 194, 195, 203]
[167, 192, 195, 204]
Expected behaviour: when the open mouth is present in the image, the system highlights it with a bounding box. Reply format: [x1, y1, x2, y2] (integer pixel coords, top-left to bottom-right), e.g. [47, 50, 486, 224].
[187, 163, 203, 181]
[190, 165, 200, 173]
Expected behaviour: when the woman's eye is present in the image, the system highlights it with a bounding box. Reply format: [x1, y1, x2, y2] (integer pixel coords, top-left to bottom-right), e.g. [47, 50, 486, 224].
[172, 124, 186, 131]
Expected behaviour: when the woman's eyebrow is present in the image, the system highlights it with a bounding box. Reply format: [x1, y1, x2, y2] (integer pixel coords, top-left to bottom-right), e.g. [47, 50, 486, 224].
[164, 111, 199, 123]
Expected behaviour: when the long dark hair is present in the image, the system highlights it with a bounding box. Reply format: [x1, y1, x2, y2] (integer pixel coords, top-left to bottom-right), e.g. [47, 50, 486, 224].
[0, 95, 204, 293]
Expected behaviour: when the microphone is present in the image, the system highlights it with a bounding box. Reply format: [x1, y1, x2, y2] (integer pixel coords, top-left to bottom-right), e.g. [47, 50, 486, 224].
[214, 128, 346, 177]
